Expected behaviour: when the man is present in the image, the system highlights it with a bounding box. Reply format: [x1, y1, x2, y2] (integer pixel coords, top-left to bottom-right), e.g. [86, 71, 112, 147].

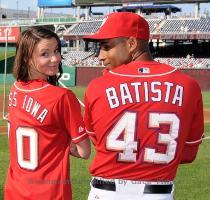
[83, 12, 204, 200]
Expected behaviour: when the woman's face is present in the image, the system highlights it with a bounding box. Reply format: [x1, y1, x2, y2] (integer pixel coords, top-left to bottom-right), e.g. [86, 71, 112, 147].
[29, 37, 61, 80]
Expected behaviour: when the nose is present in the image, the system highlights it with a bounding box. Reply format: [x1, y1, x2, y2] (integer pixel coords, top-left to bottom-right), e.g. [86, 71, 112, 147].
[51, 54, 61, 63]
[98, 49, 106, 63]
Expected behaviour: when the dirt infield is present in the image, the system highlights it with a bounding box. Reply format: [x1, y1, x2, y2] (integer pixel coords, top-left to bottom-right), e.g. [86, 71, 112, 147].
[0, 126, 7, 134]
[204, 109, 210, 123]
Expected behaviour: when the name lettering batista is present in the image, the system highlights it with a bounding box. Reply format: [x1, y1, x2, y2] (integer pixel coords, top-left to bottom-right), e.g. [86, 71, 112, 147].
[106, 81, 184, 109]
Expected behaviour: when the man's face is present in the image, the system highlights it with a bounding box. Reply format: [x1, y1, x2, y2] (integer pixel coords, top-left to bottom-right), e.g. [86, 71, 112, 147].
[98, 37, 132, 71]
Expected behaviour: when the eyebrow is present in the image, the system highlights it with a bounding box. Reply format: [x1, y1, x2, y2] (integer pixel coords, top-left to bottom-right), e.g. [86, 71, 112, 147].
[40, 49, 50, 52]
[100, 38, 125, 46]
[40, 46, 59, 52]
[99, 41, 109, 45]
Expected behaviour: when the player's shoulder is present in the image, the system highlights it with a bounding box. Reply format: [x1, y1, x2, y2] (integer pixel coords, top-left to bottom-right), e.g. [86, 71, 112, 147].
[87, 76, 103, 87]
[48, 85, 80, 109]
[157, 63, 197, 82]
[175, 68, 200, 85]
[51, 85, 76, 99]
[86, 73, 108, 94]
[171, 68, 202, 94]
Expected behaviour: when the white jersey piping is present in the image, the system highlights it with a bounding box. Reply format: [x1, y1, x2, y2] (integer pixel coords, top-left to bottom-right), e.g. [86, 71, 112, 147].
[14, 81, 50, 92]
[186, 135, 204, 144]
[72, 132, 87, 141]
[85, 128, 95, 135]
[109, 68, 177, 78]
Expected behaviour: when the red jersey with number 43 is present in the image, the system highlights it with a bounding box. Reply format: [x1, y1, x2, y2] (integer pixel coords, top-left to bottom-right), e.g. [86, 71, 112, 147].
[5, 79, 87, 200]
[84, 61, 204, 181]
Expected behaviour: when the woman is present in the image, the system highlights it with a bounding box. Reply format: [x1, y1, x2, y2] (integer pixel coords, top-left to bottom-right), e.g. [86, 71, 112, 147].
[4, 26, 90, 200]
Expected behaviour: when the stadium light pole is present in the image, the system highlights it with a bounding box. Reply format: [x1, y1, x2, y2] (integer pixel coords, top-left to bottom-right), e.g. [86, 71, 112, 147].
[3, 28, 9, 120]
[16, 0, 19, 19]
[28, 6, 30, 18]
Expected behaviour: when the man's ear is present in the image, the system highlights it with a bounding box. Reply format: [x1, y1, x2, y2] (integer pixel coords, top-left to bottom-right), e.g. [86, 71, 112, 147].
[127, 37, 138, 53]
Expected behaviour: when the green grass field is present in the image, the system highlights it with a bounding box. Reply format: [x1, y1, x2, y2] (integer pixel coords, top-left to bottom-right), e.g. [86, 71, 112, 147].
[0, 52, 15, 61]
[0, 87, 210, 200]
[0, 49, 15, 63]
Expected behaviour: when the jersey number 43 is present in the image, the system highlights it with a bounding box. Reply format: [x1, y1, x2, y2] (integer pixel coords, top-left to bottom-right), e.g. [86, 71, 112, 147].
[106, 112, 180, 164]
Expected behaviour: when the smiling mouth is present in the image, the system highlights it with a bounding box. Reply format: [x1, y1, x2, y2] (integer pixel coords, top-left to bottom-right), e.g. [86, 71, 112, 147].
[101, 61, 113, 70]
[48, 65, 58, 68]
[102, 62, 110, 67]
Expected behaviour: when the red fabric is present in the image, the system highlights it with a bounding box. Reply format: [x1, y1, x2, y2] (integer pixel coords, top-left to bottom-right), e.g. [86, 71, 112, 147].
[84, 12, 149, 40]
[84, 61, 204, 181]
[5, 79, 87, 200]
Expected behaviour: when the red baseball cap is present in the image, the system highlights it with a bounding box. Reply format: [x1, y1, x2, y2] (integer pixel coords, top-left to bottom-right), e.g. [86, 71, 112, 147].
[84, 12, 150, 41]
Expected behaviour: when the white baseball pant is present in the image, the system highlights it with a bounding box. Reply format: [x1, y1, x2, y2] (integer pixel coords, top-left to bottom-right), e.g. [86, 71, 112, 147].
[88, 177, 174, 200]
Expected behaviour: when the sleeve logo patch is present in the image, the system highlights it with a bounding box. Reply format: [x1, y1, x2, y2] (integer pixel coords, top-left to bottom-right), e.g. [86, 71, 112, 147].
[78, 126, 84, 133]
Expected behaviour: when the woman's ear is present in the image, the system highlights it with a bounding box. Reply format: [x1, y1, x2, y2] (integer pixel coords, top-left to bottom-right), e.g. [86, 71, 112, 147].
[24, 57, 28, 64]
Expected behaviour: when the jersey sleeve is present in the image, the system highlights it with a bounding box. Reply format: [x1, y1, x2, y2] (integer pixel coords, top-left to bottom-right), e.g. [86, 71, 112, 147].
[181, 84, 204, 163]
[84, 90, 97, 144]
[54, 90, 88, 144]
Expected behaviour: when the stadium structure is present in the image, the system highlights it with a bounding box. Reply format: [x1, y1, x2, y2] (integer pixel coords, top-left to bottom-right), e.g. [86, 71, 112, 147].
[0, 0, 210, 88]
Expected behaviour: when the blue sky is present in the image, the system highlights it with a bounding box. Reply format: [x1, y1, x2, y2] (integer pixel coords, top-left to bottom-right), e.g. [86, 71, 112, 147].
[0, 0, 209, 15]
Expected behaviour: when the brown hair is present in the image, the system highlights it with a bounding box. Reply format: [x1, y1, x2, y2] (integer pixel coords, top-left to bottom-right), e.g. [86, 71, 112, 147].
[13, 26, 63, 86]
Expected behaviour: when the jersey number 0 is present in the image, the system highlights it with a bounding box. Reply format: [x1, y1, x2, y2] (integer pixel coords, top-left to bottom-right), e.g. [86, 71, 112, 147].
[16, 127, 38, 170]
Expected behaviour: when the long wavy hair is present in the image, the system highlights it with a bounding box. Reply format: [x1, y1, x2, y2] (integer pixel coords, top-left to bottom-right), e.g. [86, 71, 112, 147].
[13, 26, 63, 86]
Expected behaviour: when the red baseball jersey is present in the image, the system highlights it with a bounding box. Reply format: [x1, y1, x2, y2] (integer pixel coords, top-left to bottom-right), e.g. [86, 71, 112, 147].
[84, 60, 204, 181]
[5, 79, 87, 200]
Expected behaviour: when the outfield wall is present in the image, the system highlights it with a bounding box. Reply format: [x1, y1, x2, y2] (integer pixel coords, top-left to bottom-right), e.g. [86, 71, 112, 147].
[76, 67, 210, 91]
[0, 66, 209, 90]
[76, 67, 103, 86]
[0, 66, 76, 86]
[0, 56, 14, 73]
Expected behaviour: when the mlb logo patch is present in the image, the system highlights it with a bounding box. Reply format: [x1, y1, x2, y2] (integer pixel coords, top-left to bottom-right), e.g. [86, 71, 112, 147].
[138, 67, 150, 74]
